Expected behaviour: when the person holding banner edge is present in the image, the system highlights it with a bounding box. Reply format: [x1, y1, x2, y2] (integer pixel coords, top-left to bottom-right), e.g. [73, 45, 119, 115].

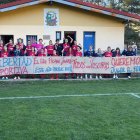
[122, 46, 136, 79]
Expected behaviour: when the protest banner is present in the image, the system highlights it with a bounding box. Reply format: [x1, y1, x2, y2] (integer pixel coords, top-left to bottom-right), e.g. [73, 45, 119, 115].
[0, 56, 140, 76]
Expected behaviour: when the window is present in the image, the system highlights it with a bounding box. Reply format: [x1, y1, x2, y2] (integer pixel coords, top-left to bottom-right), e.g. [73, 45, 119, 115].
[56, 31, 61, 40]
[26, 35, 37, 45]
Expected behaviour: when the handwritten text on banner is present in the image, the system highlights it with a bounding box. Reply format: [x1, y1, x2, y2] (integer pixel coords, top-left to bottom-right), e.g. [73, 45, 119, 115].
[0, 56, 140, 76]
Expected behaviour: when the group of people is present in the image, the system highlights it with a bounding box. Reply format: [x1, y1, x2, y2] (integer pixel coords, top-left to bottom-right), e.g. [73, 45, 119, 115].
[0, 37, 138, 80]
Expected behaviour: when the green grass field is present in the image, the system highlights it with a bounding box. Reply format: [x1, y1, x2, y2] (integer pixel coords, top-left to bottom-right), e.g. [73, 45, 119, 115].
[0, 79, 140, 140]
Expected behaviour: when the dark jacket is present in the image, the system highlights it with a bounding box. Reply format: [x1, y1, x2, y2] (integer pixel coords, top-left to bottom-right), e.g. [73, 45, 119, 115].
[84, 50, 96, 57]
[55, 43, 63, 56]
[14, 49, 21, 56]
[112, 51, 121, 57]
[124, 51, 135, 56]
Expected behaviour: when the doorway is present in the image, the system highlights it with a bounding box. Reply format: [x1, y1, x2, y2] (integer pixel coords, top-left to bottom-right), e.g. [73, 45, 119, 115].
[0, 35, 14, 45]
[83, 32, 95, 51]
[64, 31, 76, 44]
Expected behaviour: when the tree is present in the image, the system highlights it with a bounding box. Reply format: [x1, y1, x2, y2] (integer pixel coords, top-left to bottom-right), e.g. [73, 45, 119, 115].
[122, 0, 140, 46]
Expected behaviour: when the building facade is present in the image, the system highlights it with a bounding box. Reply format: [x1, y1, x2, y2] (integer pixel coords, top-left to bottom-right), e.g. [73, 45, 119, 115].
[0, 0, 139, 52]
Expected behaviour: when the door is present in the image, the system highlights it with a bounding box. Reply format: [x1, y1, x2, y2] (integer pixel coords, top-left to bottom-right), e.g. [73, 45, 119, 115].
[83, 32, 95, 52]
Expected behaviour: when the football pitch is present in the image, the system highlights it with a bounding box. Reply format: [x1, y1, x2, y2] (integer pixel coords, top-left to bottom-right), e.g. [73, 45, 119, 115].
[0, 79, 140, 140]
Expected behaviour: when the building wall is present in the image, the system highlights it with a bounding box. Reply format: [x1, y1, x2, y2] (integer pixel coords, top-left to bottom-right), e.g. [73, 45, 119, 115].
[0, 2, 125, 51]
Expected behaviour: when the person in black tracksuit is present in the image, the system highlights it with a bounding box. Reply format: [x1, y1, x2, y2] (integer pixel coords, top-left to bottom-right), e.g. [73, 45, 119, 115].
[123, 46, 135, 78]
[54, 39, 63, 56]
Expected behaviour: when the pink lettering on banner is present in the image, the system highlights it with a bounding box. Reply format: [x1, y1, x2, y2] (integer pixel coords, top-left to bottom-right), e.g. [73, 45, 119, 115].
[111, 57, 140, 67]
[90, 59, 109, 70]
[48, 57, 61, 64]
[0, 66, 28, 76]
[72, 59, 85, 69]
[34, 57, 47, 65]
[61, 58, 72, 65]
[1, 56, 140, 76]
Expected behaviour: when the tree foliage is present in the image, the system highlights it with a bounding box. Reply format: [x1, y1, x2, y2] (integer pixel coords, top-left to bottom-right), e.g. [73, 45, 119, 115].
[83, 0, 140, 45]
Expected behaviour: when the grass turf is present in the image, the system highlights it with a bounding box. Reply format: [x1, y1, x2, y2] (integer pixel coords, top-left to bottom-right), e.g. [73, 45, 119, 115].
[0, 79, 140, 140]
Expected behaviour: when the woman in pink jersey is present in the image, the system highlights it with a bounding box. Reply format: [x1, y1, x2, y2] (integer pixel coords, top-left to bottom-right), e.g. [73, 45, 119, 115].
[1, 46, 8, 58]
[37, 48, 46, 79]
[64, 47, 75, 79]
[37, 48, 46, 57]
[76, 46, 82, 57]
[104, 46, 113, 57]
[62, 39, 70, 56]
[0, 40, 4, 57]
[72, 40, 78, 56]
[6, 39, 14, 57]
[35, 39, 44, 55]
[26, 40, 33, 56]
[27, 47, 36, 79]
[1, 47, 9, 80]
[31, 39, 37, 48]
[28, 47, 36, 57]
[50, 50, 59, 80]
[104, 46, 113, 79]
[46, 40, 54, 56]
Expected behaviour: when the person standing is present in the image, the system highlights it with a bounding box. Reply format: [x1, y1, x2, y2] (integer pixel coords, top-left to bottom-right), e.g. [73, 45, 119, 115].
[104, 46, 113, 79]
[123, 46, 135, 79]
[95, 48, 103, 80]
[104, 46, 113, 57]
[55, 39, 63, 56]
[25, 40, 33, 56]
[132, 42, 137, 56]
[35, 39, 44, 55]
[6, 39, 14, 57]
[0, 40, 4, 58]
[84, 45, 96, 79]
[76, 46, 83, 79]
[72, 40, 78, 56]
[50, 50, 59, 80]
[1, 47, 9, 80]
[46, 40, 54, 56]
[37, 48, 46, 79]
[112, 48, 121, 79]
[62, 39, 70, 56]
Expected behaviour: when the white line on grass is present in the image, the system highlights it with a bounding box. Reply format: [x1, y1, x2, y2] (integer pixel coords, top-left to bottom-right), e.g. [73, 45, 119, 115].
[0, 93, 139, 100]
[130, 93, 140, 99]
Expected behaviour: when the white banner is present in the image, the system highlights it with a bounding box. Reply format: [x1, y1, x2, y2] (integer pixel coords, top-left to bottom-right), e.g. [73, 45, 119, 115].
[0, 56, 140, 76]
